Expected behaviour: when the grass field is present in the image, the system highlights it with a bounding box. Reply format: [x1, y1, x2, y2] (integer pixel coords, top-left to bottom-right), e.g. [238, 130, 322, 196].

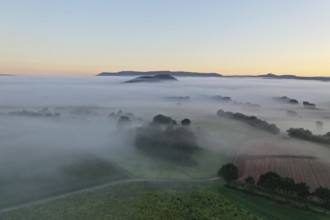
[213, 183, 328, 220]
[1, 180, 328, 220]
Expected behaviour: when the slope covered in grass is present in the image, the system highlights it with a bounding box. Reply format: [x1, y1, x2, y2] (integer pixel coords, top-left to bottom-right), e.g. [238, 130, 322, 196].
[0, 181, 259, 220]
[1, 181, 329, 220]
[0, 155, 131, 209]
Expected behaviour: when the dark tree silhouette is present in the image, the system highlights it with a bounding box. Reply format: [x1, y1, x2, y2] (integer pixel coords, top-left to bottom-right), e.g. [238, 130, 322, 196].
[181, 118, 191, 126]
[217, 109, 280, 134]
[257, 172, 281, 197]
[287, 128, 330, 145]
[314, 187, 330, 213]
[295, 182, 310, 199]
[279, 177, 295, 197]
[134, 115, 199, 166]
[116, 116, 132, 130]
[245, 176, 255, 191]
[217, 163, 238, 185]
[287, 128, 313, 138]
[152, 114, 177, 125]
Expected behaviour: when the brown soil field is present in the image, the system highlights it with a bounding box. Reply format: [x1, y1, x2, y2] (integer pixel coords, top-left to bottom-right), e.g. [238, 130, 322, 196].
[235, 137, 330, 190]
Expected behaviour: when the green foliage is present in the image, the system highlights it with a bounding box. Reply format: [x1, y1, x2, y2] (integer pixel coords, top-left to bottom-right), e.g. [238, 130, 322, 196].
[245, 176, 255, 191]
[0, 182, 261, 220]
[217, 109, 280, 134]
[132, 187, 261, 220]
[314, 187, 330, 212]
[2, 181, 329, 220]
[245, 176, 255, 186]
[218, 163, 238, 184]
[257, 172, 281, 196]
[215, 182, 329, 220]
[294, 182, 310, 199]
[279, 177, 295, 196]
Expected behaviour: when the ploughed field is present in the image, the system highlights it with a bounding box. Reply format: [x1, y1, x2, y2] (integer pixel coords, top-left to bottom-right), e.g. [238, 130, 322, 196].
[235, 137, 330, 190]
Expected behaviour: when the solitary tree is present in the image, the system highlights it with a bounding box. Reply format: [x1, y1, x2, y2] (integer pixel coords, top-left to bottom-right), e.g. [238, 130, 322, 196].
[181, 118, 191, 126]
[217, 163, 238, 185]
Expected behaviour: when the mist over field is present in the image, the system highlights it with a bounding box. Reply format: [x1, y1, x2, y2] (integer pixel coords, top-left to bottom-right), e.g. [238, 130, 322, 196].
[1, 76, 329, 128]
[0, 76, 330, 208]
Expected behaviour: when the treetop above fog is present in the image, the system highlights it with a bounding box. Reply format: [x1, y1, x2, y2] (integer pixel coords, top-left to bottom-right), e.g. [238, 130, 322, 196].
[152, 114, 177, 126]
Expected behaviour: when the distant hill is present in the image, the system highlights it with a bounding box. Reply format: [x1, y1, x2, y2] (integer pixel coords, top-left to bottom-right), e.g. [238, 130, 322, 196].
[97, 71, 330, 82]
[97, 71, 222, 77]
[257, 73, 330, 81]
[124, 74, 178, 83]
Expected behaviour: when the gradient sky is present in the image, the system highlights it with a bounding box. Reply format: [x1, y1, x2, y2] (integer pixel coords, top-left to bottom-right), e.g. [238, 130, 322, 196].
[1, 0, 330, 76]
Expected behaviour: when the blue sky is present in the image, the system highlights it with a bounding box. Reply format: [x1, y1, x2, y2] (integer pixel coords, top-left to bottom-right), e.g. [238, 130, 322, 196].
[1, 0, 330, 76]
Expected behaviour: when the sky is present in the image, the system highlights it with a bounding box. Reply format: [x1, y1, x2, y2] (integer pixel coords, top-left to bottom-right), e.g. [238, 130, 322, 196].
[1, 0, 330, 76]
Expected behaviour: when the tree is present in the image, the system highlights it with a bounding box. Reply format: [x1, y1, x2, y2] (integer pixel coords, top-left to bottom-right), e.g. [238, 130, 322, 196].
[217, 163, 238, 185]
[279, 177, 295, 197]
[245, 176, 255, 191]
[216, 109, 280, 134]
[294, 182, 310, 199]
[314, 187, 330, 213]
[287, 128, 330, 145]
[287, 128, 313, 139]
[181, 118, 191, 126]
[257, 172, 281, 198]
[117, 116, 132, 130]
[152, 114, 177, 125]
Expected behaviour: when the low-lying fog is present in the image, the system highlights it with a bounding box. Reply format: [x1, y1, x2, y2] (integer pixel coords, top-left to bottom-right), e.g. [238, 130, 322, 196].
[0, 76, 329, 207]
[1, 76, 329, 130]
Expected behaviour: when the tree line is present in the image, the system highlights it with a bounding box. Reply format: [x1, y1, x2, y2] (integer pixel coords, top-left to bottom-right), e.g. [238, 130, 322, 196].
[217, 109, 280, 134]
[218, 163, 330, 213]
[287, 128, 330, 145]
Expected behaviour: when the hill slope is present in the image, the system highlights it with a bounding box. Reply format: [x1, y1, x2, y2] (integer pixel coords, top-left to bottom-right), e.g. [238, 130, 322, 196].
[124, 74, 178, 83]
[1, 181, 328, 220]
[98, 71, 222, 77]
[97, 71, 330, 81]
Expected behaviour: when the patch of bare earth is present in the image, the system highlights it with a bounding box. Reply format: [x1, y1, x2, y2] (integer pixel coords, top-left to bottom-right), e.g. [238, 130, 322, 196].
[235, 137, 330, 190]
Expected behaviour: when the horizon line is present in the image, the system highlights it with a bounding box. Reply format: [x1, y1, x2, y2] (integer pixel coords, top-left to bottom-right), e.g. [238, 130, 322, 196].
[1, 71, 330, 78]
